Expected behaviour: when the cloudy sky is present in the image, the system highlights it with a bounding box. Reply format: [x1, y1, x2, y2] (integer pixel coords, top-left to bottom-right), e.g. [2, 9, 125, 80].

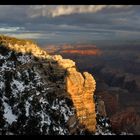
[0, 5, 140, 45]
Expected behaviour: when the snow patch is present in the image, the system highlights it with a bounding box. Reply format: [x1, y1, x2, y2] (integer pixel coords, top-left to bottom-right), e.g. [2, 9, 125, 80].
[40, 111, 51, 132]
[58, 126, 66, 135]
[3, 101, 17, 125]
[11, 79, 25, 93]
[17, 54, 31, 64]
[0, 81, 5, 90]
[39, 97, 49, 104]
[1, 62, 13, 71]
[60, 106, 69, 122]
[0, 54, 4, 59]
[36, 92, 40, 96]
[51, 100, 59, 110]
[25, 101, 30, 117]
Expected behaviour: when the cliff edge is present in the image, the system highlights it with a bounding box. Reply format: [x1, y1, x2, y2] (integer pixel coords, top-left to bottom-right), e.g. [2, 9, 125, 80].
[0, 35, 96, 134]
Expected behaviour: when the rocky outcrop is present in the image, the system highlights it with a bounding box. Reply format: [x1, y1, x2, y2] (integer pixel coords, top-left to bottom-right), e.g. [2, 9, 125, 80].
[110, 107, 140, 134]
[66, 68, 96, 132]
[96, 92, 119, 116]
[51, 54, 96, 132]
[0, 35, 96, 134]
[96, 98, 107, 117]
[52, 55, 76, 69]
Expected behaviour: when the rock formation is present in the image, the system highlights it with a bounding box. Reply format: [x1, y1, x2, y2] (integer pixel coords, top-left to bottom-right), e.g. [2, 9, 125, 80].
[61, 49, 101, 56]
[66, 69, 96, 132]
[110, 107, 140, 134]
[0, 35, 96, 135]
[96, 97, 107, 117]
[45, 44, 102, 56]
[96, 92, 119, 116]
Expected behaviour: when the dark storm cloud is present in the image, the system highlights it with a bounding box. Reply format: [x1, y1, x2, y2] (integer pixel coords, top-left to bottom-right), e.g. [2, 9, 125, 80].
[0, 5, 140, 44]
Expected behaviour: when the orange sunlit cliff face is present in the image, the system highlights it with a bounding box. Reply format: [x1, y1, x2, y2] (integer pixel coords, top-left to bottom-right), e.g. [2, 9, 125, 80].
[61, 49, 101, 55]
[44, 44, 102, 56]
[61, 44, 101, 56]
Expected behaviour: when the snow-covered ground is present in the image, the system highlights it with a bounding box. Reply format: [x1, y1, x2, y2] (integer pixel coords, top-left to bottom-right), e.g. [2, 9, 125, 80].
[0, 49, 76, 135]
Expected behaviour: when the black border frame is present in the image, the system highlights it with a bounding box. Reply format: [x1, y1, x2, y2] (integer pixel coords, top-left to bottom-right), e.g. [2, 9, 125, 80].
[0, 0, 140, 5]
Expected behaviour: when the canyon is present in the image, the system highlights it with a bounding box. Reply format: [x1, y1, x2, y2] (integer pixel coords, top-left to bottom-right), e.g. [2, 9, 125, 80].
[0, 35, 138, 135]
[45, 43, 140, 134]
